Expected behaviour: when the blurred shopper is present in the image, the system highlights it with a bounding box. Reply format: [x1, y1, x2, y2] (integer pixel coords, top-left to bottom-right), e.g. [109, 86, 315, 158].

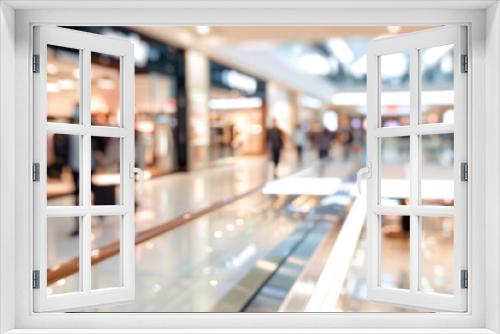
[67, 133, 80, 237]
[68, 104, 81, 237]
[316, 126, 332, 160]
[267, 119, 284, 178]
[135, 129, 146, 209]
[135, 129, 146, 171]
[338, 129, 354, 161]
[92, 115, 120, 206]
[293, 124, 307, 165]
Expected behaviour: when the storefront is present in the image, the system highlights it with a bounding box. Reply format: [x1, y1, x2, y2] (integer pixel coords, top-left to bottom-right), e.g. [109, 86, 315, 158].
[45, 27, 187, 199]
[208, 62, 266, 162]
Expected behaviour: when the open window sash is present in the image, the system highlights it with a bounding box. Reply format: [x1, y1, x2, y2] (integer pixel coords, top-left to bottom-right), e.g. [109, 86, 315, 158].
[33, 26, 135, 312]
[365, 26, 467, 312]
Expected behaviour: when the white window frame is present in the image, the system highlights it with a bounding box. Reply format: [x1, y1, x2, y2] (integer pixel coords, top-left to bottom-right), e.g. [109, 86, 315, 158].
[365, 26, 467, 312]
[0, 1, 498, 333]
[32, 26, 136, 312]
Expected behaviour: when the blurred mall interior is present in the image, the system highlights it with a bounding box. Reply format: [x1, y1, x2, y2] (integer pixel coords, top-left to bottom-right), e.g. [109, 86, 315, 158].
[45, 26, 456, 312]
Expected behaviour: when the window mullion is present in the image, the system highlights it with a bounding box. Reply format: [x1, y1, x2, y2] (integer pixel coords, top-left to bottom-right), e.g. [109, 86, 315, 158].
[81, 48, 92, 294]
[409, 48, 420, 293]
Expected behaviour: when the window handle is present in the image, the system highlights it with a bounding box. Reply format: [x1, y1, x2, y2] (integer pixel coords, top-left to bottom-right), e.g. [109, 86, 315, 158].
[129, 162, 145, 194]
[356, 162, 371, 195]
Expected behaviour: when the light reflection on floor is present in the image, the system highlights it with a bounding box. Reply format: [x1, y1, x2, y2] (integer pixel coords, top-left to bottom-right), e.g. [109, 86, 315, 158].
[45, 154, 455, 313]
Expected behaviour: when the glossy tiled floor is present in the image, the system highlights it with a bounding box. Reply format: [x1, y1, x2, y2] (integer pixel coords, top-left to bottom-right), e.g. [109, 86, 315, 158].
[46, 151, 455, 313]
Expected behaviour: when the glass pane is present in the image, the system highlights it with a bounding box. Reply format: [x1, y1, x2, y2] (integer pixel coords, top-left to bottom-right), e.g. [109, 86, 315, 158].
[421, 216, 454, 294]
[420, 45, 454, 124]
[91, 52, 121, 127]
[380, 52, 410, 127]
[380, 136, 410, 205]
[47, 216, 80, 295]
[91, 216, 122, 289]
[91, 137, 121, 205]
[421, 133, 454, 206]
[47, 45, 80, 124]
[47, 133, 81, 206]
[380, 215, 410, 290]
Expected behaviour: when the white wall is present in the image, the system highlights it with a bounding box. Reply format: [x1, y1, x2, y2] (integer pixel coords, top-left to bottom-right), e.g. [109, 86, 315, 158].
[485, 2, 500, 332]
[0, 2, 16, 333]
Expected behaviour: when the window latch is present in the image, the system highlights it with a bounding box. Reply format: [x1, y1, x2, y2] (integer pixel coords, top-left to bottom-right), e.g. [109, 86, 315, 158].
[461, 269, 468, 289]
[461, 162, 468, 182]
[32, 163, 40, 182]
[356, 162, 372, 195]
[461, 54, 468, 73]
[32, 270, 40, 289]
[129, 162, 145, 194]
[32, 54, 40, 73]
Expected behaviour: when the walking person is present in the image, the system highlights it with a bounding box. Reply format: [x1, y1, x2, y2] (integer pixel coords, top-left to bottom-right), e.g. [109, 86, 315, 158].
[316, 126, 332, 160]
[293, 124, 307, 165]
[267, 118, 284, 179]
[68, 104, 81, 237]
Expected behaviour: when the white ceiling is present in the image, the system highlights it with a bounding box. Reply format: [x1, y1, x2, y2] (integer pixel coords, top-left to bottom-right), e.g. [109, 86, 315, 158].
[131, 26, 429, 103]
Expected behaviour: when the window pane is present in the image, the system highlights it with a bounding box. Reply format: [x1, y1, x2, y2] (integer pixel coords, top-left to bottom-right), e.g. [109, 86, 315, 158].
[91, 216, 122, 289]
[47, 216, 80, 295]
[421, 216, 454, 294]
[47, 45, 81, 124]
[47, 133, 81, 206]
[91, 52, 121, 127]
[380, 136, 410, 205]
[420, 45, 454, 124]
[380, 52, 410, 127]
[380, 215, 410, 290]
[421, 133, 454, 206]
[91, 137, 121, 205]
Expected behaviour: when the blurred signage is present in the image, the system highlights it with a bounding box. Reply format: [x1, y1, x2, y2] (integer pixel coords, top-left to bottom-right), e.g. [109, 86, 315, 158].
[221, 70, 257, 95]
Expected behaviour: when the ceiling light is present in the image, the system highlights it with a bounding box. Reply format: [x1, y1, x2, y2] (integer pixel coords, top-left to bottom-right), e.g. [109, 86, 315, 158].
[196, 26, 211, 35]
[298, 53, 331, 75]
[380, 53, 408, 78]
[387, 26, 402, 34]
[326, 38, 354, 64]
[221, 70, 257, 94]
[213, 231, 223, 239]
[209, 279, 218, 287]
[300, 96, 323, 110]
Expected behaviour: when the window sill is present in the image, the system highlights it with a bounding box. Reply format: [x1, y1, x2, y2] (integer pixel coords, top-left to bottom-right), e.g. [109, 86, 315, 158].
[4, 328, 497, 334]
